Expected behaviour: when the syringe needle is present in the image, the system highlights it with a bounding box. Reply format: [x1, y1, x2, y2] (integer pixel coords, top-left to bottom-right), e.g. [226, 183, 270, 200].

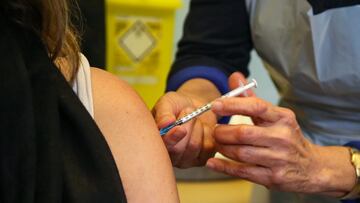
[159, 79, 258, 136]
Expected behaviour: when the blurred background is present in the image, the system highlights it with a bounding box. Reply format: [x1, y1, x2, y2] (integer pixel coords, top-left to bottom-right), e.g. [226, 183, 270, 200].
[79, 0, 279, 202]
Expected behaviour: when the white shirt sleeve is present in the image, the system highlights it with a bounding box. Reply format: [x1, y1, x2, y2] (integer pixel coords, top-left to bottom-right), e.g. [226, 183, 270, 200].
[72, 54, 94, 117]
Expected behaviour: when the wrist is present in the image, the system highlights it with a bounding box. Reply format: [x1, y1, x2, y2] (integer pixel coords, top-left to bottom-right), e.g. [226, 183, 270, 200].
[340, 148, 360, 200]
[311, 146, 356, 197]
[177, 79, 220, 124]
[177, 78, 221, 104]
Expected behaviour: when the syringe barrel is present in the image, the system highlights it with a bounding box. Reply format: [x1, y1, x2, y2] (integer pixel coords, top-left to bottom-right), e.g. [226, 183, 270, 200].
[222, 79, 257, 98]
[179, 103, 212, 124]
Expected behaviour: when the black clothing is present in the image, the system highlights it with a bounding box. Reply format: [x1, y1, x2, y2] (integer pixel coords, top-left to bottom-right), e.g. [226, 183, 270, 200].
[78, 0, 106, 68]
[0, 17, 126, 203]
[170, 0, 253, 79]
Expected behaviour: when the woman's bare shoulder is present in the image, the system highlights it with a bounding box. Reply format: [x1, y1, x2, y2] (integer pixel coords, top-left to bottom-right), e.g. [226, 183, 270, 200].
[89, 67, 179, 203]
[90, 68, 140, 104]
[90, 67, 158, 132]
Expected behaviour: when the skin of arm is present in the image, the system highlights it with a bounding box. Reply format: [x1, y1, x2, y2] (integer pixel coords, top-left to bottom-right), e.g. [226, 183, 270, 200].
[90, 68, 179, 203]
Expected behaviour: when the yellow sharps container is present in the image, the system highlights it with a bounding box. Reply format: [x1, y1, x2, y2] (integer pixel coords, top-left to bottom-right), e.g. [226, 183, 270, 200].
[106, 0, 181, 108]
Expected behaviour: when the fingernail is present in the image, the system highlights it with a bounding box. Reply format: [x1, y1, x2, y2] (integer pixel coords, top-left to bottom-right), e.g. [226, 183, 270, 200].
[212, 101, 223, 111]
[159, 117, 175, 128]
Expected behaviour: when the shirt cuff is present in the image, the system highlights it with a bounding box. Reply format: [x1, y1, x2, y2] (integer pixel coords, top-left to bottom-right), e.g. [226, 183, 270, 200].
[166, 66, 231, 124]
[341, 199, 360, 203]
[345, 142, 360, 150]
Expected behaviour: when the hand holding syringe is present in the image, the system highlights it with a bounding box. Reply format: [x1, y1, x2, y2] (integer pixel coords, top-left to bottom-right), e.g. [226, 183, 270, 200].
[160, 79, 258, 136]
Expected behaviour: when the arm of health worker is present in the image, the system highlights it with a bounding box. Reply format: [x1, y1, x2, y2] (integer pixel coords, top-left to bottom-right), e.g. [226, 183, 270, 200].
[152, 0, 253, 168]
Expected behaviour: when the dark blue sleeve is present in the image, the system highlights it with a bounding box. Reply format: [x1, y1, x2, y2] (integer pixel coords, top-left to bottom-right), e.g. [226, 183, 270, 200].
[345, 142, 360, 150]
[307, 0, 360, 14]
[341, 198, 360, 203]
[166, 66, 229, 94]
[167, 0, 253, 93]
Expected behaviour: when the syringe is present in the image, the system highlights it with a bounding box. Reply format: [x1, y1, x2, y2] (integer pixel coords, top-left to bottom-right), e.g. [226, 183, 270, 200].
[160, 79, 258, 136]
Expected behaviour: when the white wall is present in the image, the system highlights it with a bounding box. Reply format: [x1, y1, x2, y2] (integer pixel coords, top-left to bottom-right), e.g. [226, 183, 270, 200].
[173, 0, 279, 104]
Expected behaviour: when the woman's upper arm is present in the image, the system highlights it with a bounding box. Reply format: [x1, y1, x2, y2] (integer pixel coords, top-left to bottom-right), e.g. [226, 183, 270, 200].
[90, 68, 179, 203]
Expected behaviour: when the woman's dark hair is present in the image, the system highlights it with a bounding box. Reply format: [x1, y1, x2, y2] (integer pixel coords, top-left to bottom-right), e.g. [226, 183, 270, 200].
[2, 0, 81, 82]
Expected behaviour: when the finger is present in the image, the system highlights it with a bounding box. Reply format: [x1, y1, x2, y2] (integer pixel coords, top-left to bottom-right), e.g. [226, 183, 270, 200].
[206, 158, 272, 186]
[228, 72, 247, 90]
[164, 126, 187, 166]
[212, 97, 282, 123]
[214, 124, 273, 147]
[167, 108, 195, 167]
[177, 120, 204, 167]
[216, 144, 284, 167]
[152, 92, 186, 128]
[228, 72, 255, 97]
[152, 102, 176, 128]
[177, 119, 204, 167]
[198, 124, 216, 165]
[162, 126, 187, 149]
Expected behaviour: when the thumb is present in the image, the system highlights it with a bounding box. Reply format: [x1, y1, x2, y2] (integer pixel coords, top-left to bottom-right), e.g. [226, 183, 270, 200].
[228, 72, 255, 96]
[152, 101, 177, 128]
[228, 72, 247, 90]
